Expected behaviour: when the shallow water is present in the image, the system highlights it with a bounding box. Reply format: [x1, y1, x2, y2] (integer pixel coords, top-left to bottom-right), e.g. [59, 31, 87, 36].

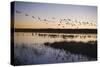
[14, 32, 97, 65]
[14, 32, 97, 44]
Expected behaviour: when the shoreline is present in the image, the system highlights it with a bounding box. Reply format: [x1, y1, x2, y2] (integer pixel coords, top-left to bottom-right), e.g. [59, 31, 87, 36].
[13, 28, 97, 33]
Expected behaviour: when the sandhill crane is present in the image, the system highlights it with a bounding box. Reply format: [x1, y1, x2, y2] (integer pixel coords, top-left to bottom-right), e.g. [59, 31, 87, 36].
[32, 16, 35, 19]
[62, 26, 65, 28]
[44, 19, 47, 21]
[67, 19, 71, 21]
[52, 17, 55, 19]
[58, 24, 60, 26]
[16, 10, 21, 14]
[25, 14, 28, 16]
[38, 17, 41, 20]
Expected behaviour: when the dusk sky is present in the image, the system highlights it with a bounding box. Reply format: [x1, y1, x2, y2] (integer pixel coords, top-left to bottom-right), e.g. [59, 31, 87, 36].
[14, 1, 97, 29]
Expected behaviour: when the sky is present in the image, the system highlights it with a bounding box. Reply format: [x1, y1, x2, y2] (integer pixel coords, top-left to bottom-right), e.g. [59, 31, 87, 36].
[14, 1, 97, 29]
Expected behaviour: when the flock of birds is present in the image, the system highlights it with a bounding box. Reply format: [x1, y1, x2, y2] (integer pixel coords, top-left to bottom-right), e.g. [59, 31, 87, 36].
[16, 10, 96, 29]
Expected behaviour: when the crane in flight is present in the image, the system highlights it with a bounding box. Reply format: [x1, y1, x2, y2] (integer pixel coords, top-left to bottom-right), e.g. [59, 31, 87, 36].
[16, 10, 21, 14]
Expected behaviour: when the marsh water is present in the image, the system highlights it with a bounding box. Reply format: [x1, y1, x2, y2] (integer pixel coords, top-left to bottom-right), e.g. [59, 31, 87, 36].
[14, 32, 96, 44]
[14, 32, 97, 65]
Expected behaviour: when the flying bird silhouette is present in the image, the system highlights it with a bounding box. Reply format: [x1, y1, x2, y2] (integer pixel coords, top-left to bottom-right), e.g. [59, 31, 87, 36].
[25, 14, 29, 16]
[67, 19, 71, 21]
[62, 26, 65, 28]
[16, 10, 21, 14]
[52, 17, 55, 19]
[58, 24, 60, 26]
[32, 16, 35, 19]
[38, 17, 41, 20]
[44, 19, 47, 21]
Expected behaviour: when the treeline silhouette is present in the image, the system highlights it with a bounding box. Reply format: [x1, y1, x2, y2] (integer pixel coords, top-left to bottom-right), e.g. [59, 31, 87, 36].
[14, 28, 97, 33]
[44, 41, 97, 59]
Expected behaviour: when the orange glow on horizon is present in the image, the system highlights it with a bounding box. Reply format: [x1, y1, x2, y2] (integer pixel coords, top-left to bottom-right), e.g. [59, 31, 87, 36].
[14, 21, 97, 29]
